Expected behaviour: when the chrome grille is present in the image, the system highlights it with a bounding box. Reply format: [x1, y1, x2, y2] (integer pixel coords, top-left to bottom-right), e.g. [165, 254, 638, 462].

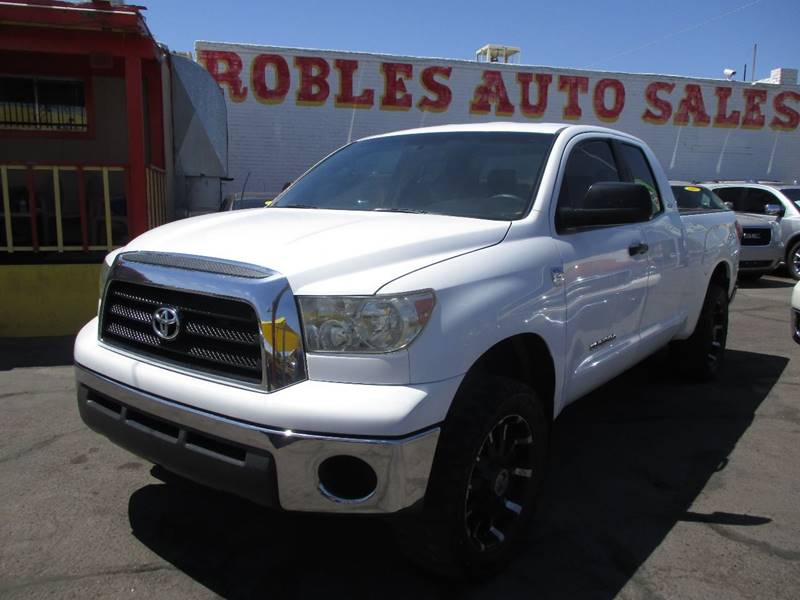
[101, 281, 263, 384]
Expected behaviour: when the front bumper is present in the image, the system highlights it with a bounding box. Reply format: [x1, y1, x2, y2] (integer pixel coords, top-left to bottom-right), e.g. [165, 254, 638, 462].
[739, 244, 783, 273]
[76, 364, 439, 513]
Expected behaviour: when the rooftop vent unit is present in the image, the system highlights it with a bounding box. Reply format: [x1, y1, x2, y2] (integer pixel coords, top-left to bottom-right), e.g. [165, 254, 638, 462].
[476, 44, 521, 64]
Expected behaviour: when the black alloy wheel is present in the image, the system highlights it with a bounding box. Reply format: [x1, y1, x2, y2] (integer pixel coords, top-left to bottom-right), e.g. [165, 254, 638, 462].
[394, 375, 549, 579]
[464, 414, 535, 552]
[706, 292, 728, 374]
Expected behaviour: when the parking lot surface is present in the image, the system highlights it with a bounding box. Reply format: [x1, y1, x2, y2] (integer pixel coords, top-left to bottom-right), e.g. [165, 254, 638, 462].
[1, 276, 798, 599]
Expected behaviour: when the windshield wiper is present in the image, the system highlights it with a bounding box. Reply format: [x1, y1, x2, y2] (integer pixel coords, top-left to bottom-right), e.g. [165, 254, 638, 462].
[276, 203, 319, 209]
[373, 207, 429, 214]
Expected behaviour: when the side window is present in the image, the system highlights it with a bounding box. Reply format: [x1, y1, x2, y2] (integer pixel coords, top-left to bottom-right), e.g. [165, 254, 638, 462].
[736, 188, 778, 215]
[742, 189, 783, 215]
[714, 187, 743, 209]
[618, 143, 662, 214]
[558, 139, 619, 212]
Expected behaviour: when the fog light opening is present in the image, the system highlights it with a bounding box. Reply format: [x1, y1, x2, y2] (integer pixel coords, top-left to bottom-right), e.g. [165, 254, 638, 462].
[318, 455, 378, 503]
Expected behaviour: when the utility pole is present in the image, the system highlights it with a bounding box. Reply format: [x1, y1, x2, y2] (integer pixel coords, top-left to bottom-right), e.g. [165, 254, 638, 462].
[751, 43, 758, 82]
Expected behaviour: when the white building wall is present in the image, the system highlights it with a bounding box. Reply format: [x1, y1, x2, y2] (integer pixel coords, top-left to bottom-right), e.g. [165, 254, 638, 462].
[195, 41, 800, 197]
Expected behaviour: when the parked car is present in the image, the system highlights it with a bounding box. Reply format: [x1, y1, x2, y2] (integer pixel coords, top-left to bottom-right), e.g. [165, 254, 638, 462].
[219, 192, 273, 211]
[793, 282, 800, 344]
[706, 182, 800, 280]
[75, 123, 739, 576]
[669, 182, 781, 281]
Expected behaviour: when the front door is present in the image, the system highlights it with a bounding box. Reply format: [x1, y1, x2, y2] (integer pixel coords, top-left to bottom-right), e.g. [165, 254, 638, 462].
[552, 137, 651, 403]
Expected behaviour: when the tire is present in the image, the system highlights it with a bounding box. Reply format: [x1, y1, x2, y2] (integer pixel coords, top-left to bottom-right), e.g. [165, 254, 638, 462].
[671, 282, 729, 381]
[394, 375, 549, 579]
[787, 239, 800, 281]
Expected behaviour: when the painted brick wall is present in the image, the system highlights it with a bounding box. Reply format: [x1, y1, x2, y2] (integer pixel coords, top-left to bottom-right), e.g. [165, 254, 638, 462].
[195, 42, 800, 198]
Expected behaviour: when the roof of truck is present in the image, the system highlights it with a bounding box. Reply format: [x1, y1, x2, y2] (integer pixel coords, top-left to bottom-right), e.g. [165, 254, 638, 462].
[361, 122, 638, 141]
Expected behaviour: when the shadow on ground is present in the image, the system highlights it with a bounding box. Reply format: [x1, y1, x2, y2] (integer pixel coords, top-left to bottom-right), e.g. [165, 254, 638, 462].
[128, 349, 787, 599]
[737, 275, 796, 289]
[0, 336, 74, 370]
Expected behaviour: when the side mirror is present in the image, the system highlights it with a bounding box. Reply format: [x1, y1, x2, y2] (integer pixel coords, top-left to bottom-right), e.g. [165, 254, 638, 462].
[724, 201, 734, 210]
[764, 203, 783, 217]
[558, 182, 653, 230]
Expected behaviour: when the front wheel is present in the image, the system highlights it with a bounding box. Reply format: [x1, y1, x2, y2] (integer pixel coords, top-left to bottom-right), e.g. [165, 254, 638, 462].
[395, 375, 549, 578]
[671, 282, 729, 380]
[787, 239, 800, 281]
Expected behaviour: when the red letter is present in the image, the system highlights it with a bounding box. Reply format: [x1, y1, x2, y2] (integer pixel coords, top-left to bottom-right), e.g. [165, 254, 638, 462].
[334, 59, 374, 108]
[674, 84, 711, 126]
[470, 70, 515, 116]
[251, 54, 290, 105]
[517, 73, 551, 118]
[742, 88, 767, 129]
[197, 50, 247, 102]
[713, 87, 741, 127]
[294, 56, 329, 106]
[593, 78, 625, 122]
[380, 62, 413, 111]
[642, 81, 674, 124]
[418, 66, 452, 112]
[558, 75, 589, 119]
[770, 90, 800, 131]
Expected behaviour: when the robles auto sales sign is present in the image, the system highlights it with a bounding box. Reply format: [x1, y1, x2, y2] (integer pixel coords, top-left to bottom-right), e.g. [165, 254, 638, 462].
[195, 41, 800, 195]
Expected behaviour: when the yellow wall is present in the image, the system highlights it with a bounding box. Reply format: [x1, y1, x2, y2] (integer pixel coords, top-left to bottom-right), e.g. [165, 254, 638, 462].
[0, 263, 101, 337]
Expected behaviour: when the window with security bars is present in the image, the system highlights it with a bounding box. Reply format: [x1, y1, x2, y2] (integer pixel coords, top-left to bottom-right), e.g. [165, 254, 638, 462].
[0, 76, 87, 132]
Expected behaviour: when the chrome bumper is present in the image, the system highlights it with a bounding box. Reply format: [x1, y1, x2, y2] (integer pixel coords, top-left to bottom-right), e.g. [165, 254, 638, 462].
[75, 364, 439, 513]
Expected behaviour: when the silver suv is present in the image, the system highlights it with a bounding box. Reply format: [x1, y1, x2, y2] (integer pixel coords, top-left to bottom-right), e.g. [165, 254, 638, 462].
[706, 183, 800, 280]
[670, 182, 782, 281]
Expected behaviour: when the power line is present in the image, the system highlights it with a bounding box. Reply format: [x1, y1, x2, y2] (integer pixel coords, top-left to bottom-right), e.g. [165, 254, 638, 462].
[592, 0, 766, 68]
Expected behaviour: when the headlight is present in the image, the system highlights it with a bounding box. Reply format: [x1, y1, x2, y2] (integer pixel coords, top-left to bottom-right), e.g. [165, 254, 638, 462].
[298, 290, 435, 353]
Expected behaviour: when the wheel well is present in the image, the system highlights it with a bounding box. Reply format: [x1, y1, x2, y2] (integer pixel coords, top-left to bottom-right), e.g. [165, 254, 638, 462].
[711, 261, 731, 290]
[466, 334, 556, 423]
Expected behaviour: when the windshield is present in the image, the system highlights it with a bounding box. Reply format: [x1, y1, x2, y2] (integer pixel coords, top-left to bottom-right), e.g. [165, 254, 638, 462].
[271, 132, 555, 220]
[671, 185, 728, 211]
[780, 188, 800, 209]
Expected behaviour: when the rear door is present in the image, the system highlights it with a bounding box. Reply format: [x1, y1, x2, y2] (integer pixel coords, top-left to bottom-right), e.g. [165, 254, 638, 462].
[552, 137, 651, 403]
[617, 142, 686, 349]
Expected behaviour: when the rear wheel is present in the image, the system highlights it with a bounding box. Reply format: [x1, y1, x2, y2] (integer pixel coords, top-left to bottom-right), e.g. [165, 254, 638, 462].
[395, 375, 548, 578]
[787, 239, 800, 281]
[671, 282, 728, 380]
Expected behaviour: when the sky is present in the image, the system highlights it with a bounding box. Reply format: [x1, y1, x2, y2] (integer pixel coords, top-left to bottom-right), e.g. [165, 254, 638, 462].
[143, 0, 800, 81]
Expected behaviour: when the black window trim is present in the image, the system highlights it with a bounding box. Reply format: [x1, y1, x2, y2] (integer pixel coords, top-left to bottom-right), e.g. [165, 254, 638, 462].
[613, 140, 665, 217]
[554, 136, 627, 235]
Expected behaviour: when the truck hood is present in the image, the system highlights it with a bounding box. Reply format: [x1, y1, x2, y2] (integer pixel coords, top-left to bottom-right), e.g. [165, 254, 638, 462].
[124, 208, 510, 295]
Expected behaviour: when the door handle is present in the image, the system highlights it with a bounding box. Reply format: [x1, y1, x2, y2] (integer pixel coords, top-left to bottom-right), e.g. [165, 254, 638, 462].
[628, 242, 649, 256]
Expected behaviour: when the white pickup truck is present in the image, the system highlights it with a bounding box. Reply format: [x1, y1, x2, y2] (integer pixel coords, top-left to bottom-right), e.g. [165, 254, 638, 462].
[75, 123, 739, 576]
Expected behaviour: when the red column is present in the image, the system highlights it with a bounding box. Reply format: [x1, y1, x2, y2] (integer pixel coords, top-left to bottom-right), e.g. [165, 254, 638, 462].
[125, 54, 147, 238]
[144, 60, 165, 168]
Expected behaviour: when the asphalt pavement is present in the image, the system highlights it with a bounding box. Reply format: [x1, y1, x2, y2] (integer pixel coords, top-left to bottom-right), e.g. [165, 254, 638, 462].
[1, 275, 798, 599]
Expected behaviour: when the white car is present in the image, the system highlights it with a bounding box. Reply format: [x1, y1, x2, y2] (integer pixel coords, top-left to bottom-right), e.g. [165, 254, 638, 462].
[75, 123, 739, 576]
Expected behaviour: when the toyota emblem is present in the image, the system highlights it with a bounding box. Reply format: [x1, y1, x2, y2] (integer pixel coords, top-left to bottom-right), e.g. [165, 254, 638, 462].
[152, 306, 180, 341]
